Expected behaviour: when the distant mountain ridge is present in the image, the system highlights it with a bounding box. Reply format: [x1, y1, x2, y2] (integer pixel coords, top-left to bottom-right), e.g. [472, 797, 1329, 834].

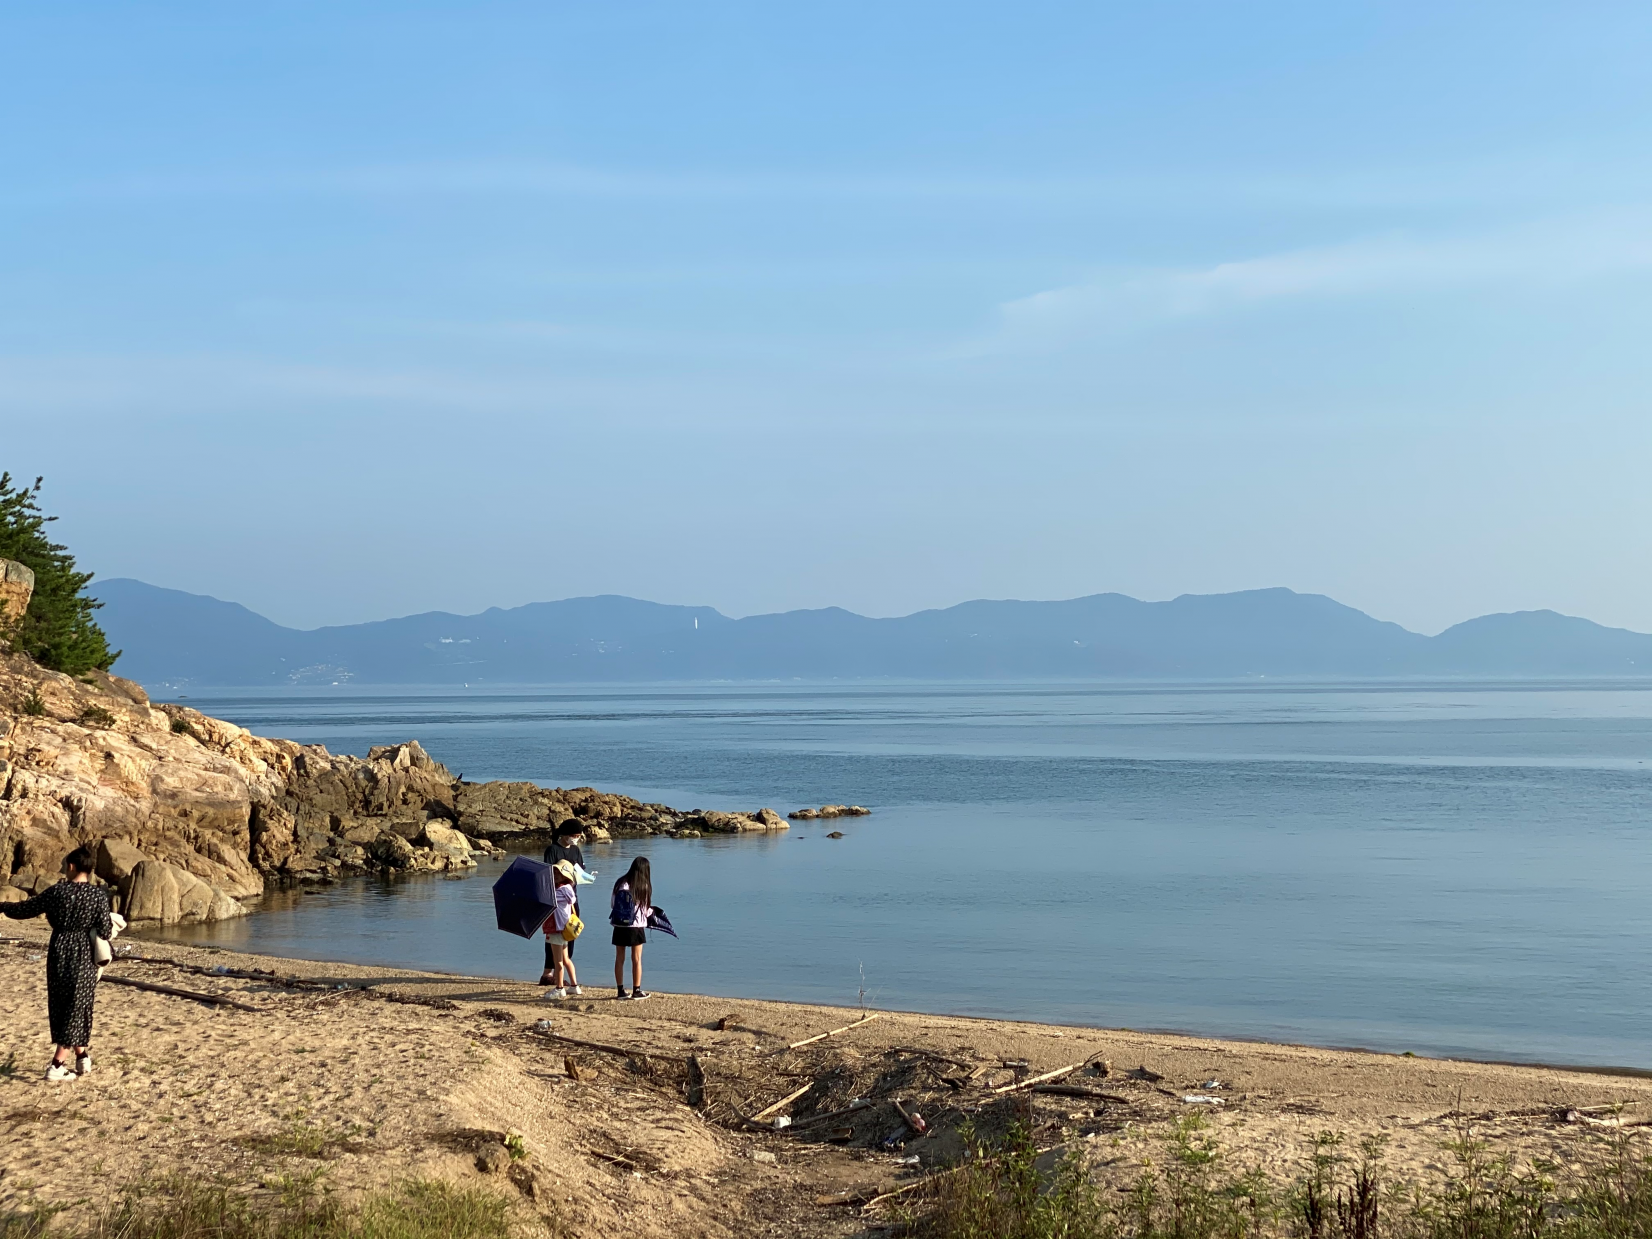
[93, 579, 1652, 687]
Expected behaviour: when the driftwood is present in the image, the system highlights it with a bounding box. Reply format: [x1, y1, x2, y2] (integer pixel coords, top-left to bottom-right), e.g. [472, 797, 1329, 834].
[532, 1029, 656, 1062]
[752, 1082, 814, 1122]
[685, 1055, 707, 1109]
[785, 1012, 880, 1050]
[787, 1099, 877, 1129]
[100, 974, 261, 1012]
[1032, 1085, 1132, 1102]
[991, 1062, 1083, 1094]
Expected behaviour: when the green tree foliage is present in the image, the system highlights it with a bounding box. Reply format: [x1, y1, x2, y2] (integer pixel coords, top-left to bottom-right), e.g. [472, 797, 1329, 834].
[0, 472, 118, 674]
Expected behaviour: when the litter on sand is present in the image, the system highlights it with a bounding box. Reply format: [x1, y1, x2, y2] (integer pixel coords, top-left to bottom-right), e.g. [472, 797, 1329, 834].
[1182, 1094, 1225, 1105]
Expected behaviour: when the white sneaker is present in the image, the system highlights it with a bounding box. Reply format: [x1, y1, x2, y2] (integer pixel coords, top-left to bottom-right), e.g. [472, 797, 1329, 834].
[75, 1054, 91, 1077]
[542, 988, 567, 1000]
[44, 1062, 76, 1082]
[568, 985, 582, 996]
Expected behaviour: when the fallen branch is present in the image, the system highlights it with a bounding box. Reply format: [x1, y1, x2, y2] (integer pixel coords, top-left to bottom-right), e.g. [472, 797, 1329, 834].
[991, 1062, 1083, 1094]
[788, 1099, 877, 1129]
[785, 1012, 880, 1050]
[1032, 1085, 1132, 1102]
[100, 974, 261, 1012]
[531, 1029, 657, 1061]
[752, 1082, 814, 1122]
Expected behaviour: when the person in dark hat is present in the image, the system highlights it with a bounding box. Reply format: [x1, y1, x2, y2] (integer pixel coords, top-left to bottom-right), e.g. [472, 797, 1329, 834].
[540, 821, 587, 985]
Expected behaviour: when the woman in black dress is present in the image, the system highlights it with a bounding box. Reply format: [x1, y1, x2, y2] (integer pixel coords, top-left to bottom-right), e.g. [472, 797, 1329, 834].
[2, 846, 113, 1081]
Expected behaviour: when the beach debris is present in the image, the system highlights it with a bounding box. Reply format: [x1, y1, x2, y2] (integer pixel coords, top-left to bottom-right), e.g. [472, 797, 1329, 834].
[1089, 1059, 1114, 1078]
[751, 1081, 814, 1122]
[686, 1054, 707, 1109]
[750, 1150, 777, 1164]
[892, 1154, 921, 1166]
[772, 1116, 792, 1130]
[880, 1128, 908, 1151]
[1182, 1094, 1225, 1106]
[1202, 1079, 1227, 1090]
[1128, 1066, 1164, 1082]
[824, 1127, 856, 1142]
[714, 1013, 739, 1031]
[788, 1099, 876, 1129]
[816, 1188, 873, 1207]
[1033, 1084, 1130, 1102]
[533, 1018, 552, 1031]
[993, 1062, 1083, 1094]
[532, 1028, 655, 1061]
[785, 1011, 881, 1050]
[100, 974, 261, 1012]
[894, 1099, 928, 1136]
[564, 1056, 581, 1081]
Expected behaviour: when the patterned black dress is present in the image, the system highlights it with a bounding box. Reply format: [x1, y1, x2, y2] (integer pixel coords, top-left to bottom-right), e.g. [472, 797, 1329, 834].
[3, 880, 114, 1046]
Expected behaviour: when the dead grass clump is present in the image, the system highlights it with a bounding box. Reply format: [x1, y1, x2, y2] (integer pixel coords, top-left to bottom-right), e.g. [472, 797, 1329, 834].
[906, 1115, 1652, 1239]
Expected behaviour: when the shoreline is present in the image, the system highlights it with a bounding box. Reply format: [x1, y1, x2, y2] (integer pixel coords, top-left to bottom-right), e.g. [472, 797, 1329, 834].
[114, 922, 1652, 1082]
[6, 926, 1652, 1238]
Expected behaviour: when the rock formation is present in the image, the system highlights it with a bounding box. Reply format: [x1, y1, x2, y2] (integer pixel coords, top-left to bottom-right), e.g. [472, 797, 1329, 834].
[0, 558, 34, 632]
[0, 651, 485, 926]
[1, 647, 797, 927]
[788, 804, 871, 820]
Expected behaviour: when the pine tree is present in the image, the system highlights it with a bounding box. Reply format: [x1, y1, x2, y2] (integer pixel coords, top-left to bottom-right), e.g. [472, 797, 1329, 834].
[0, 473, 118, 674]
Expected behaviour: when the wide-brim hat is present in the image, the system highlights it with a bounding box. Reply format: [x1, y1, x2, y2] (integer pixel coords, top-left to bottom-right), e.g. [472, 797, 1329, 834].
[551, 859, 579, 882]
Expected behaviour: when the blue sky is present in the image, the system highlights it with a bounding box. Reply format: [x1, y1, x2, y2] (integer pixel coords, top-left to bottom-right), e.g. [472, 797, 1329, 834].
[4, 2, 1652, 633]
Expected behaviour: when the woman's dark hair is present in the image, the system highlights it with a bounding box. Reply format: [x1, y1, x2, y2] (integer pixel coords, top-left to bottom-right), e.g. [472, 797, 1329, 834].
[617, 857, 651, 910]
[63, 847, 96, 875]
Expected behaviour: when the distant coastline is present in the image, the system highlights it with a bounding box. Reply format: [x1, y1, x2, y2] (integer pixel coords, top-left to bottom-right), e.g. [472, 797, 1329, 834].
[96, 580, 1652, 687]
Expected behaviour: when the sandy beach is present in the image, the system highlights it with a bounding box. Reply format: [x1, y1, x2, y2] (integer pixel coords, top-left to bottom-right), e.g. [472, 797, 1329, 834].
[3, 928, 1649, 1238]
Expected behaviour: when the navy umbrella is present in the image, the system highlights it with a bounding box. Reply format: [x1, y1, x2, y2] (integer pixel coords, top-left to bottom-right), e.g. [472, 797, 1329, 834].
[646, 905, 678, 938]
[492, 856, 557, 938]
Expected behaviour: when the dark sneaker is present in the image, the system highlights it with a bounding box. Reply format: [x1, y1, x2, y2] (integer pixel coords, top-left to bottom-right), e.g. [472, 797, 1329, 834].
[630, 988, 650, 1001]
[616, 986, 631, 1000]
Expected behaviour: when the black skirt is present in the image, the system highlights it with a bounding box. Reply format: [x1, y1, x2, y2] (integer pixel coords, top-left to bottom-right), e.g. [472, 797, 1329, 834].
[611, 926, 647, 947]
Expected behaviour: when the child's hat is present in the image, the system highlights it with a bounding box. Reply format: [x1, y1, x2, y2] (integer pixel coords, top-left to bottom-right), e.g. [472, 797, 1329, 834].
[551, 860, 579, 882]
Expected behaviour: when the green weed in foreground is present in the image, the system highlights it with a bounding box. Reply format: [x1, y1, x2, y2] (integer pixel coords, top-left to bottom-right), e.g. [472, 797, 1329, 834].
[906, 1117, 1652, 1239]
[0, 1176, 551, 1239]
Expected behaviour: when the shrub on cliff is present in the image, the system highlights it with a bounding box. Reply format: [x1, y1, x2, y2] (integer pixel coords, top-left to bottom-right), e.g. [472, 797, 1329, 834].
[0, 472, 118, 675]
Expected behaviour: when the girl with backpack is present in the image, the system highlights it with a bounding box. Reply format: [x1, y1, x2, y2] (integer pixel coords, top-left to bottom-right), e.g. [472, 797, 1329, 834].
[610, 856, 652, 1001]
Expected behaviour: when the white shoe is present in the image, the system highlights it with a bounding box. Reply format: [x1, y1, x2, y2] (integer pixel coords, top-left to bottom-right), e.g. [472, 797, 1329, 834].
[75, 1054, 91, 1077]
[45, 1062, 76, 1082]
[541, 988, 566, 1000]
[568, 985, 582, 996]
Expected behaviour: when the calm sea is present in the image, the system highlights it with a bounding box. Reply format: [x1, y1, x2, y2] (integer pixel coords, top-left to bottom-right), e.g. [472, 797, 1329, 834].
[140, 681, 1652, 1068]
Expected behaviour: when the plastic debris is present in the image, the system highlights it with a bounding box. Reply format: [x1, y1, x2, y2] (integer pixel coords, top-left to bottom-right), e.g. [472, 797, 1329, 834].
[1182, 1094, 1225, 1105]
[773, 1116, 792, 1130]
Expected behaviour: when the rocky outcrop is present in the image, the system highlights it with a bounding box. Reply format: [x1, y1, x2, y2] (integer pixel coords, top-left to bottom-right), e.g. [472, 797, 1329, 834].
[788, 804, 871, 820]
[453, 780, 790, 842]
[0, 646, 799, 927]
[0, 652, 489, 926]
[0, 559, 33, 632]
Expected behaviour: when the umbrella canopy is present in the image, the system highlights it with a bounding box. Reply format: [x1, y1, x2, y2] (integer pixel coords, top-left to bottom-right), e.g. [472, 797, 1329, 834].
[646, 905, 678, 938]
[492, 856, 558, 939]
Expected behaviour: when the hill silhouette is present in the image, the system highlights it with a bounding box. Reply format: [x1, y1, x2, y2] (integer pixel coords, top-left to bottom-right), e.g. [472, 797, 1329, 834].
[93, 579, 1652, 687]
